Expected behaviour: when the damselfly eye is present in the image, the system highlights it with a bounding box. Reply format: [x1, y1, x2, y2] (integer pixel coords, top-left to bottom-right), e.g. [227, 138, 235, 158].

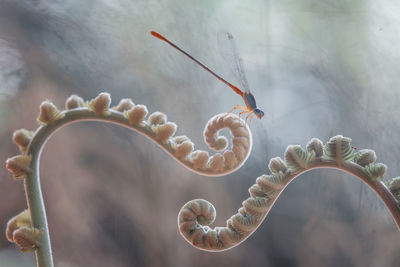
[254, 109, 264, 119]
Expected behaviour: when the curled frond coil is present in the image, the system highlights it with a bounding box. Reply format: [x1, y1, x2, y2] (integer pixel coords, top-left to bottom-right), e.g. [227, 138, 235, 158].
[6, 210, 31, 242]
[178, 135, 400, 251]
[363, 163, 387, 181]
[6, 155, 32, 179]
[112, 98, 135, 112]
[199, 113, 252, 174]
[322, 135, 354, 165]
[268, 157, 287, 174]
[284, 145, 315, 173]
[12, 129, 34, 153]
[354, 149, 376, 167]
[65, 95, 85, 110]
[13, 227, 44, 252]
[178, 170, 285, 251]
[37, 101, 65, 125]
[148, 111, 167, 125]
[87, 92, 111, 115]
[306, 138, 323, 157]
[6, 210, 43, 253]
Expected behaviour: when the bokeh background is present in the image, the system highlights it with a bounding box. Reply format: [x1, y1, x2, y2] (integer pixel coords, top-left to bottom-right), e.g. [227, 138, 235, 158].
[1, 0, 400, 266]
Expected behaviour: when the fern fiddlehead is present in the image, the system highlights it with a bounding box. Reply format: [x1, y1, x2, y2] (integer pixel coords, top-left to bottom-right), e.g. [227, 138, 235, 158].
[178, 136, 400, 251]
[5, 93, 400, 266]
[5, 93, 252, 267]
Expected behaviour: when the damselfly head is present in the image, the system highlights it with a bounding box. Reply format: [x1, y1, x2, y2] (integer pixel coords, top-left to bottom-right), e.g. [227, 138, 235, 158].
[254, 108, 264, 119]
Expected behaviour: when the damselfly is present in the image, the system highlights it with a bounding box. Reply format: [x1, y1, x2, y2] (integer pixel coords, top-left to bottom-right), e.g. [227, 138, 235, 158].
[151, 31, 264, 124]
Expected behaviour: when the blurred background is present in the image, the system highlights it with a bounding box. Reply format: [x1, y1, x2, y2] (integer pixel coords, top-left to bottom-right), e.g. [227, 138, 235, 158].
[1, 0, 400, 266]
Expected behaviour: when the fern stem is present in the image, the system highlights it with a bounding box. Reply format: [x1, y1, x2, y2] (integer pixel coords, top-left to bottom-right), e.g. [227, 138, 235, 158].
[178, 156, 400, 251]
[21, 104, 251, 266]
